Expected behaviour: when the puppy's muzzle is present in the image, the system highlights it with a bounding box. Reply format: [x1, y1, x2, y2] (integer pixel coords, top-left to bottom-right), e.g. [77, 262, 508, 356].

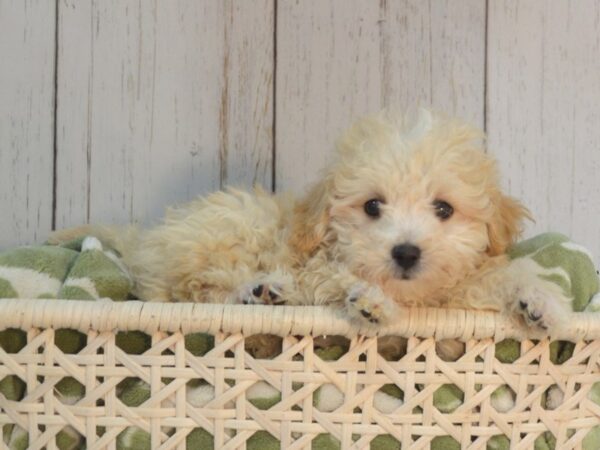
[391, 243, 421, 270]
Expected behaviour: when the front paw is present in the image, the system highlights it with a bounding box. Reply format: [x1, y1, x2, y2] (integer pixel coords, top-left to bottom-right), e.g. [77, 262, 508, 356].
[237, 282, 286, 305]
[345, 283, 396, 325]
[512, 284, 571, 333]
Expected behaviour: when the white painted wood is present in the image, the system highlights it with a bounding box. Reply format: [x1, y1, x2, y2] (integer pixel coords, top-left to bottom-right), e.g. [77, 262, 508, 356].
[487, 0, 600, 258]
[275, 0, 383, 193]
[56, 0, 273, 228]
[0, 0, 56, 249]
[276, 0, 486, 194]
[1, 0, 599, 260]
[381, 0, 486, 128]
[220, 0, 274, 190]
[54, 0, 92, 229]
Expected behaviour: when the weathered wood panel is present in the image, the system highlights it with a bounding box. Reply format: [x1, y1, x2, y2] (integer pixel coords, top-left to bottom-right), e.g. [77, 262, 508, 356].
[2, 0, 600, 259]
[487, 0, 600, 257]
[275, 0, 486, 193]
[0, 0, 56, 249]
[56, 0, 274, 228]
[275, 0, 382, 193]
[220, 0, 274, 191]
[381, 0, 486, 127]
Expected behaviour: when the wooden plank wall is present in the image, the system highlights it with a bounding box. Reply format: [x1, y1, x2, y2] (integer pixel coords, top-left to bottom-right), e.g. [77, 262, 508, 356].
[487, 0, 600, 254]
[55, 0, 273, 228]
[276, 0, 486, 192]
[0, 1, 55, 248]
[1, 0, 599, 258]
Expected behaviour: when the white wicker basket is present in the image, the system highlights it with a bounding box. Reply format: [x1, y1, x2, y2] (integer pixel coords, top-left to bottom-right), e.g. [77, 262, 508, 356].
[0, 298, 600, 449]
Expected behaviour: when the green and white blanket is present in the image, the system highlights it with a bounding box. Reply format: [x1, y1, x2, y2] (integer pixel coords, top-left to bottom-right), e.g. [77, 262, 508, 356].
[0, 233, 598, 449]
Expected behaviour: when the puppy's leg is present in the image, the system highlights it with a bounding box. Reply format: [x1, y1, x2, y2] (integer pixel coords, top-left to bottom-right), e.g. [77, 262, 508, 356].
[175, 267, 296, 305]
[344, 281, 398, 325]
[297, 251, 398, 325]
[502, 258, 573, 332]
[449, 256, 572, 334]
[234, 270, 294, 305]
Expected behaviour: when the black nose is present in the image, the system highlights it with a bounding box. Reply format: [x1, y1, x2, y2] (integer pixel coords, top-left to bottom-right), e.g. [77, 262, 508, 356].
[391, 244, 421, 270]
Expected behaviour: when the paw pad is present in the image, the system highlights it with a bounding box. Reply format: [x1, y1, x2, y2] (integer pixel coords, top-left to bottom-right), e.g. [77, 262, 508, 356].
[517, 300, 548, 330]
[359, 309, 378, 323]
[345, 284, 394, 325]
[242, 283, 284, 305]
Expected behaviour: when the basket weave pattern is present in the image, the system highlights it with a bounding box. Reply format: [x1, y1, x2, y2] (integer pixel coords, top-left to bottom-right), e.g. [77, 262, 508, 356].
[0, 299, 600, 449]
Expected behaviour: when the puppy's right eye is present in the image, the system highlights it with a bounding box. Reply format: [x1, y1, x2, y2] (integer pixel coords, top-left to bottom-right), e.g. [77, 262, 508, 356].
[433, 199, 454, 220]
[364, 199, 382, 218]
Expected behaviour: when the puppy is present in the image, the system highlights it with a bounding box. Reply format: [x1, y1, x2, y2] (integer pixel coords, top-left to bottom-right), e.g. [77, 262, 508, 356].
[49, 109, 571, 333]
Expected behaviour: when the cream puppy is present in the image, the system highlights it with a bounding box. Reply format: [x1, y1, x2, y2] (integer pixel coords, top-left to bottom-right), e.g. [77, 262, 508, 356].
[50, 110, 571, 332]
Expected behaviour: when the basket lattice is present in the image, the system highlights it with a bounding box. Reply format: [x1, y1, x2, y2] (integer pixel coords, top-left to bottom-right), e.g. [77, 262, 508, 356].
[0, 299, 600, 449]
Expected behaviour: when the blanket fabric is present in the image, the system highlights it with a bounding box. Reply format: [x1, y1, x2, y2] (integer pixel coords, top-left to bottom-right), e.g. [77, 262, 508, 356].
[0, 232, 598, 449]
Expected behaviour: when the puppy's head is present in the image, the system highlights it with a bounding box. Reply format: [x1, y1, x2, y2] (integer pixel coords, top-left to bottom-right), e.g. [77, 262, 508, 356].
[290, 109, 530, 304]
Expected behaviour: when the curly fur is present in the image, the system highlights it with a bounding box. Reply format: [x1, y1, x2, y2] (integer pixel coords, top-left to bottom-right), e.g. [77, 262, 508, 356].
[51, 109, 573, 331]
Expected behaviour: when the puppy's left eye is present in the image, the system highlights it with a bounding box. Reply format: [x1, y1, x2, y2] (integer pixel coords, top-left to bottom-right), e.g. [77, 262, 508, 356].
[364, 199, 382, 218]
[433, 200, 453, 220]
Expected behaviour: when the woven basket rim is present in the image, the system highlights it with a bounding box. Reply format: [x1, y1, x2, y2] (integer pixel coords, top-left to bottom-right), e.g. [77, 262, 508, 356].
[0, 298, 597, 341]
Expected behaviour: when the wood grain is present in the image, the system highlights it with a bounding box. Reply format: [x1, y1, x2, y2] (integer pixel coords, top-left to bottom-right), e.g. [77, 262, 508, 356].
[381, 0, 486, 127]
[276, 0, 486, 194]
[487, 0, 600, 257]
[275, 0, 382, 193]
[55, 0, 274, 228]
[2, 0, 599, 259]
[220, 0, 274, 191]
[54, 0, 92, 229]
[0, 0, 56, 249]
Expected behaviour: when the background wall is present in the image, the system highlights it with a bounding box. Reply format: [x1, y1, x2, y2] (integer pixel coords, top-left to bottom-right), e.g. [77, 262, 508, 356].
[1, 0, 599, 258]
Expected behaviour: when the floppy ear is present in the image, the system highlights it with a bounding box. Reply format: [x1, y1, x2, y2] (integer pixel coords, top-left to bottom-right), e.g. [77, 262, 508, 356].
[487, 193, 531, 256]
[289, 179, 332, 255]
